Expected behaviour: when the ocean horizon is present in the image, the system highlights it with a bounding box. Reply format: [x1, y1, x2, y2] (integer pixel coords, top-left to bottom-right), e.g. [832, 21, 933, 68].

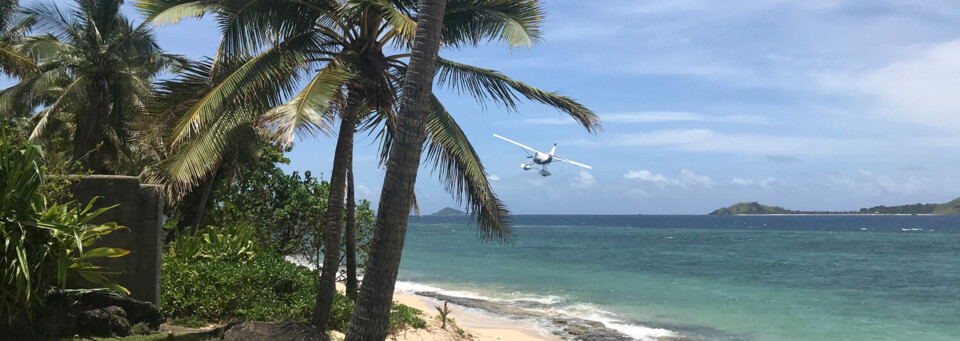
[396, 215, 960, 340]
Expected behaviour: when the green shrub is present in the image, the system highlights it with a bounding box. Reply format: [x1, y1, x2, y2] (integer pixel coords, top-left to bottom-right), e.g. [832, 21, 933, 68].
[1, 142, 128, 322]
[162, 247, 318, 323]
[168, 224, 256, 262]
[161, 220, 422, 334]
[389, 303, 427, 334]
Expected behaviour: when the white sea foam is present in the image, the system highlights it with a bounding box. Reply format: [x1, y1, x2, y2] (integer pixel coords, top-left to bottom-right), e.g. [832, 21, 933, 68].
[284, 254, 316, 270]
[287, 255, 678, 340]
[397, 280, 678, 341]
[394, 281, 485, 300]
[554, 303, 676, 340]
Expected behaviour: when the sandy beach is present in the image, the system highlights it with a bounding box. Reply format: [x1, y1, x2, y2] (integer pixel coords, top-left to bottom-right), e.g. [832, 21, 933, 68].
[331, 283, 559, 341]
[391, 289, 560, 341]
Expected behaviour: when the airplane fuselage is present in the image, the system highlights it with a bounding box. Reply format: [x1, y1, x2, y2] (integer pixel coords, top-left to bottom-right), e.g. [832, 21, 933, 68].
[533, 152, 553, 165]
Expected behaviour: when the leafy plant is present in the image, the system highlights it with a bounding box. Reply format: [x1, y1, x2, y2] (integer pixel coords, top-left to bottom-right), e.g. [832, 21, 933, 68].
[168, 224, 256, 262]
[162, 244, 326, 324]
[389, 303, 427, 335]
[1, 142, 128, 322]
[435, 301, 452, 329]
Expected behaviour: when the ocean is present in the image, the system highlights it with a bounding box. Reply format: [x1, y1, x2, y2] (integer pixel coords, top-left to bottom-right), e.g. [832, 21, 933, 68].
[396, 215, 960, 341]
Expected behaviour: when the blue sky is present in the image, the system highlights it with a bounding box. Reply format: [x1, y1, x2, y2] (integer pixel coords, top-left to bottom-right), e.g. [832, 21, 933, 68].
[11, 0, 960, 214]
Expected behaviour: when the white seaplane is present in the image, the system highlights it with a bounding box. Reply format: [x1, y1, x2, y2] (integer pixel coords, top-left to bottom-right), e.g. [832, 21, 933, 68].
[493, 134, 592, 177]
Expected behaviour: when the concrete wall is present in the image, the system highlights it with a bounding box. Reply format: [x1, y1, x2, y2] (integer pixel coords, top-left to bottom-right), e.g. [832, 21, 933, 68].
[72, 175, 163, 305]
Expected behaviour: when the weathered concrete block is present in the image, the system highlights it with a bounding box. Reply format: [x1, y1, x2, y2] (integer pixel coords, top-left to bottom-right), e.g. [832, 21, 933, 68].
[72, 175, 163, 305]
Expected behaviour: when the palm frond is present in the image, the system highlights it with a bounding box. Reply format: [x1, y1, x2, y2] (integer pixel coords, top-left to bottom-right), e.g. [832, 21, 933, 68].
[168, 31, 318, 146]
[425, 95, 510, 242]
[442, 0, 542, 47]
[134, 0, 213, 26]
[158, 108, 259, 192]
[435, 57, 601, 133]
[264, 63, 353, 144]
[351, 0, 417, 40]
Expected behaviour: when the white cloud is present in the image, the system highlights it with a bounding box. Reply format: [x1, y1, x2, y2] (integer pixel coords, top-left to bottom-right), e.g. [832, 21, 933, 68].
[828, 40, 960, 131]
[572, 129, 869, 156]
[827, 170, 947, 197]
[488, 174, 501, 181]
[624, 169, 716, 188]
[525, 112, 767, 125]
[731, 177, 777, 189]
[624, 170, 674, 183]
[680, 169, 716, 188]
[571, 171, 596, 189]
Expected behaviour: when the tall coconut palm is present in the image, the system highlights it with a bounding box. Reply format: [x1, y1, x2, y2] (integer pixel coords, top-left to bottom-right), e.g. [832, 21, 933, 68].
[345, 0, 446, 338]
[344, 157, 359, 299]
[0, 0, 183, 173]
[136, 0, 600, 331]
[0, 0, 36, 80]
[146, 58, 283, 238]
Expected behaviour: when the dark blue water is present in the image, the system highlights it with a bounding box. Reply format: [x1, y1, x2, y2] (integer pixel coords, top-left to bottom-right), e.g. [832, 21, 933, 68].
[397, 215, 960, 340]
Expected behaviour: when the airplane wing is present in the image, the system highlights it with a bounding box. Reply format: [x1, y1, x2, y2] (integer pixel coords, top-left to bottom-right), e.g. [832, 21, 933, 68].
[493, 134, 546, 154]
[553, 156, 592, 169]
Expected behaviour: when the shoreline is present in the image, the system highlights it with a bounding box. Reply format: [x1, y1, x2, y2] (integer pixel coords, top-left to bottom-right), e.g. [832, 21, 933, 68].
[391, 283, 686, 341]
[392, 289, 560, 341]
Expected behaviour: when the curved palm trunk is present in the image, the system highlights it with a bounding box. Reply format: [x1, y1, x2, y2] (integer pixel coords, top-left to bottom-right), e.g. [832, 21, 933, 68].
[344, 0, 448, 339]
[74, 74, 109, 173]
[312, 103, 358, 330]
[345, 157, 358, 299]
[165, 164, 220, 243]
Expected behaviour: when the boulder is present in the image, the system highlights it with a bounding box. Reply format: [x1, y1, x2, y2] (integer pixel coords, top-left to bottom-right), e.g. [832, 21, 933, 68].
[74, 289, 163, 328]
[221, 322, 327, 341]
[77, 306, 130, 337]
[0, 289, 161, 338]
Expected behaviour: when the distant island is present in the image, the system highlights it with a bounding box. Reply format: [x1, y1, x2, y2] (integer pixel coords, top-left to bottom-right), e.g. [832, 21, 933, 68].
[432, 207, 467, 215]
[710, 198, 960, 215]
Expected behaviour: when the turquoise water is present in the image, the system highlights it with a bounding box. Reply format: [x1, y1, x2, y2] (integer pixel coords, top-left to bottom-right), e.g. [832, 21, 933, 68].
[397, 215, 960, 340]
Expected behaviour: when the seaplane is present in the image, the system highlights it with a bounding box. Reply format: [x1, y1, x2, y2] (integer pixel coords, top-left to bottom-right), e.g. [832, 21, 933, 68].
[493, 134, 592, 177]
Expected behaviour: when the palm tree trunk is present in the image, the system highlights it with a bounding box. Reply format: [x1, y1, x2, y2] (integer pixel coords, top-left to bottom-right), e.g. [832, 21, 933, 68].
[345, 156, 358, 299]
[165, 165, 220, 243]
[311, 102, 358, 330]
[344, 0, 448, 339]
[74, 75, 109, 173]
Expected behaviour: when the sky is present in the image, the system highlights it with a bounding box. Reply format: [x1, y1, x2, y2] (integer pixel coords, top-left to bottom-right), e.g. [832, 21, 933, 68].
[10, 0, 960, 214]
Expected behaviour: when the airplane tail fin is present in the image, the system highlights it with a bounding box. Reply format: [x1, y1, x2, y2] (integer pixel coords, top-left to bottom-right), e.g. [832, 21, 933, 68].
[550, 143, 557, 155]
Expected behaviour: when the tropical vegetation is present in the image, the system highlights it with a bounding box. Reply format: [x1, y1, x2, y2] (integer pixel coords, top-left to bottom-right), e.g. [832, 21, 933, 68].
[0, 0, 184, 174]
[0, 141, 128, 322]
[0, 0, 36, 79]
[161, 223, 423, 334]
[134, 0, 598, 334]
[0, 0, 597, 338]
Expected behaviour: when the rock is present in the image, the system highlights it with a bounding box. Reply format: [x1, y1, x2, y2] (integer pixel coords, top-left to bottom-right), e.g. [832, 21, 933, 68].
[550, 315, 632, 341]
[0, 289, 160, 338]
[35, 307, 78, 337]
[221, 322, 327, 341]
[75, 289, 163, 328]
[77, 306, 130, 337]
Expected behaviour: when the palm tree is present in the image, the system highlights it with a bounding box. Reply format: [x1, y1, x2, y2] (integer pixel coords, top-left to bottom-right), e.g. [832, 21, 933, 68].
[0, 0, 36, 80]
[146, 58, 277, 239]
[0, 0, 183, 173]
[344, 158, 359, 299]
[345, 0, 446, 338]
[135, 0, 600, 331]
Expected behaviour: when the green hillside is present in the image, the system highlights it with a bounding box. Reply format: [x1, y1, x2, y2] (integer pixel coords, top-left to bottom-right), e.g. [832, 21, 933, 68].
[711, 198, 960, 215]
[432, 207, 467, 215]
[710, 202, 790, 215]
[932, 198, 960, 214]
